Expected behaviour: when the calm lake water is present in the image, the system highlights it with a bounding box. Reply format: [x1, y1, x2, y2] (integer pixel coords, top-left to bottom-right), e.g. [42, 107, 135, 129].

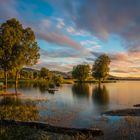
[4, 81, 140, 127]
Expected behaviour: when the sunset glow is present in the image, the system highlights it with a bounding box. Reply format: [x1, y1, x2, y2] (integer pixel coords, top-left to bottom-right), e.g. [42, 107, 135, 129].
[1, 0, 140, 77]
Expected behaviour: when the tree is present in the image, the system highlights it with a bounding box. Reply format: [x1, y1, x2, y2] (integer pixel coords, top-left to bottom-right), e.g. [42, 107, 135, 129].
[53, 75, 64, 86]
[20, 70, 30, 79]
[92, 54, 111, 84]
[0, 18, 40, 91]
[33, 71, 39, 79]
[40, 67, 50, 79]
[0, 18, 23, 90]
[72, 64, 90, 81]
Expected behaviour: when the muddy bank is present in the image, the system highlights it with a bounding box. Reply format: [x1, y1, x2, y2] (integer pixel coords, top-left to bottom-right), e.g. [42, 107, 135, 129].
[103, 108, 140, 116]
[0, 119, 103, 136]
[133, 104, 140, 107]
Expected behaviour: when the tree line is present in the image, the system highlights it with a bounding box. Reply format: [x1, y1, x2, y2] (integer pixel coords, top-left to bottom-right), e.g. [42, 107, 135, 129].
[0, 18, 111, 92]
[72, 54, 111, 84]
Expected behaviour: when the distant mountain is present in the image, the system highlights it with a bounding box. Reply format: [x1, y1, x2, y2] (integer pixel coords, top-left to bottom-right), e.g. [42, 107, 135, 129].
[22, 67, 39, 72]
[51, 71, 72, 78]
[22, 68, 72, 78]
[22, 68, 140, 80]
[108, 75, 140, 80]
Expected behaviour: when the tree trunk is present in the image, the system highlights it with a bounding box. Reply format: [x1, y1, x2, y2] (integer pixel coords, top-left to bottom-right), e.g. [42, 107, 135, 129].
[4, 69, 7, 92]
[98, 78, 101, 86]
[15, 70, 19, 94]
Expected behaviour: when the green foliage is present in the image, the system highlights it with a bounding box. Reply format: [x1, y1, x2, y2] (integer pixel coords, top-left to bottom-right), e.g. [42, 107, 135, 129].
[33, 71, 39, 79]
[0, 18, 40, 70]
[0, 18, 40, 89]
[92, 54, 111, 82]
[72, 64, 90, 81]
[40, 67, 51, 79]
[0, 97, 39, 121]
[0, 18, 23, 70]
[63, 79, 74, 84]
[53, 75, 64, 86]
[20, 70, 31, 79]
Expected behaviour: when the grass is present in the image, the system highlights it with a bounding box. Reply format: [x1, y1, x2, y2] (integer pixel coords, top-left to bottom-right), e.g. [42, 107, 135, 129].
[0, 78, 116, 85]
[0, 97, 39, 121]
[0, 96, 97, 140]
[63, 79, 74, 84]
[74, 80, 116, 83]
[0, 125, 96, 140]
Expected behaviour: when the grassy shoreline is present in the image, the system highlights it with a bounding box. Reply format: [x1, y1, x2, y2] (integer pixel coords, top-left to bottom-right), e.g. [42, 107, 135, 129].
[0, 78, 117, 85]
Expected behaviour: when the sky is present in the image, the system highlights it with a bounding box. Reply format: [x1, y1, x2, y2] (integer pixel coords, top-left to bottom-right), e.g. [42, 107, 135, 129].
[0, 0, 140, 77]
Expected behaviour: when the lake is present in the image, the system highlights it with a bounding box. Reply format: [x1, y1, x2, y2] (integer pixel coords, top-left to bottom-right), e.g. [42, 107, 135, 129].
[3, 81, 140, 128]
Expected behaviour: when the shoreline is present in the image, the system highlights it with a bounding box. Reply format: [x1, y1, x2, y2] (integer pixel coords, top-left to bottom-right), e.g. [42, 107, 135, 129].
[103, 104, 140, 116]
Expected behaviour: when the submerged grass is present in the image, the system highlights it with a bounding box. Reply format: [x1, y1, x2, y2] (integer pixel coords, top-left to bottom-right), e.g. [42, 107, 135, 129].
[0, 96, 97, 140]
[0, 97, 39, 121]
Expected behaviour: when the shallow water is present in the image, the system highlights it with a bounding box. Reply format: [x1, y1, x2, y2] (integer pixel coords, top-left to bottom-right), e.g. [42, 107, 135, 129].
[2, 81, 140, 127]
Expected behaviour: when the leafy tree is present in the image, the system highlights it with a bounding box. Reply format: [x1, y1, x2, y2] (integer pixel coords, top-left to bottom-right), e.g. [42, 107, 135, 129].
[0, 18, 22, 89]
[72, 64, 90, 81]
[0, 18, 40, 91]
[33, 71, 39, 79]
[92, 54, 110, 84]
[20, 70, 29, 79]
[40, 67, 50, 79]
[53, 75, 64, 86]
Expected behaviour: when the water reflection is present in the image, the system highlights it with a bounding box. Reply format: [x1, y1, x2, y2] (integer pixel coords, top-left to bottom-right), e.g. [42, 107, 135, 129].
[36, 83, 48, 93]
[0, 97, 39, 121]
[4, 81, 140, 128]
[72, 83, 90, 99]
[92, 85, 109, 106]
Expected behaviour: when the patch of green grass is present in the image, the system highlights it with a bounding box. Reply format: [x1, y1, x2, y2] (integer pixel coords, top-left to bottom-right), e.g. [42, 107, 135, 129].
[63, 79, 74, 84]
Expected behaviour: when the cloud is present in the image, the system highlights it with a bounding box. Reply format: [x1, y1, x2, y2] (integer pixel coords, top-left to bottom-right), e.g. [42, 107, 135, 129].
[0, 1, 83, 50]
[31, 18, 84, 50]
[40, 48, 81, 58]
[1, 0, 140, 75]
[87, 51, 140, 77]
[47, 0, 140, 51]
[66, 26, 88, 36]
[111, 70, 128, 74]
[80, 40, 101, 50]
[34, 55, 82, 72]
[37, 31, 82, 50]
[56, 18, 65, 29]
[0, 0, 18, 20]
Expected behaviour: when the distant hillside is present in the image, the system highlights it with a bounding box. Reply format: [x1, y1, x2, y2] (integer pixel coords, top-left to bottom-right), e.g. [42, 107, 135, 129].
[22, 67, 39, 72]
[22, 68, 140, 80]
[108, 75, 140, 80]
[51, 71, 72, 78]
[22, 68, 72, 78]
